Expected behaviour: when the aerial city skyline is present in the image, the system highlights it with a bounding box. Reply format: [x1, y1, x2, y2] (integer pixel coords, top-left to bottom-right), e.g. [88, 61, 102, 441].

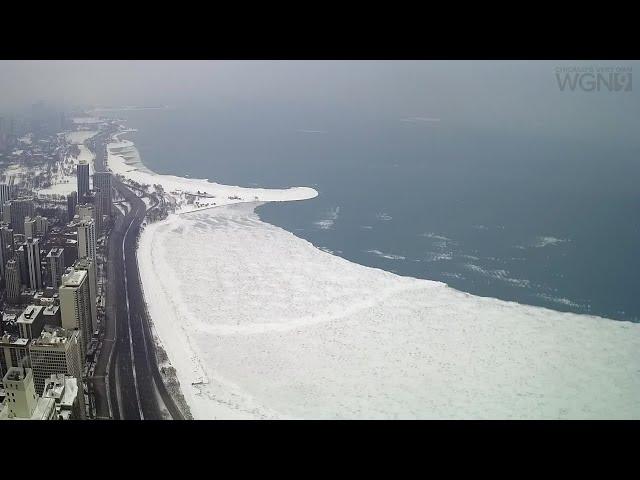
[0, 61, 638, 421]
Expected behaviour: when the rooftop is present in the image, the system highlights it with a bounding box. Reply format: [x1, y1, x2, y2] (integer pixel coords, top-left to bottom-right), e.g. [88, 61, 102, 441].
[0, 333, 29, 347]
[3, 367, 31, 383]
[61, 269, 87, 288]
[30, 327, 76, 347]
[46, 247, 64, 258]
[43, 305, 60, 315]
[17, 305, 43, 325]
[42, 374, 78, 408]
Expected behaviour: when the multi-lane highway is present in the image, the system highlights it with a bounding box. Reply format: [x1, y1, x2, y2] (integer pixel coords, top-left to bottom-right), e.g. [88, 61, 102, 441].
[90, 133, 184, 420]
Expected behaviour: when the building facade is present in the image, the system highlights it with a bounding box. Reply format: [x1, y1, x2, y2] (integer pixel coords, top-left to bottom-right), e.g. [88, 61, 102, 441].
[28, 327, 83, 398]
[59, 269, 91, 356]
[77, 161, 90, 202]
[25, 237, 42, 290]
[4, 259, 21, 303]
[93, 171, 112, 216]
[66, 191, 77, 222]
[8, 197, 34, 235]
[0, 367, 56, 420]
[72, 257, 97, 333]
[46, 247, 65, 288]
[76, 218, 96, 263]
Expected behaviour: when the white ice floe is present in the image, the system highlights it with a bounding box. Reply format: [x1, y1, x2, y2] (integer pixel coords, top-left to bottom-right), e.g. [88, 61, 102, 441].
[137, 201, 640, 419]
[296, 129, 327, 134]
[463, 263, 531, 289]
[366, 249, 407, 261]
[424, 252, 453, 262]
[400, 116, 441, 123]
[376, 212, 392, 221]
[536, 293, 582, 309]
[533, 236, 569, 248]
[313, 207, 340, 230]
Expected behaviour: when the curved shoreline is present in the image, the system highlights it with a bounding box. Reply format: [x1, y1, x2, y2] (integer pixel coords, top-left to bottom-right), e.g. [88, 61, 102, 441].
[105, 123, 640, 419]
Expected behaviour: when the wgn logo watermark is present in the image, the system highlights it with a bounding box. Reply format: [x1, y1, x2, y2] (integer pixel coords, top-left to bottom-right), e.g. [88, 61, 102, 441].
[555, 65, 632, 92]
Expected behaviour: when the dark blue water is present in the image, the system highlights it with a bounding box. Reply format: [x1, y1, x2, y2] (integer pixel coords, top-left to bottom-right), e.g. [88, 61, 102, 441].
[104, 104, 640, 322]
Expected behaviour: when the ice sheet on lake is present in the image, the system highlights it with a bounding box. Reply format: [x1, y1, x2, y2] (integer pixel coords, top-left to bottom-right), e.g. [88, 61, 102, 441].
[138, 202, 640, 420]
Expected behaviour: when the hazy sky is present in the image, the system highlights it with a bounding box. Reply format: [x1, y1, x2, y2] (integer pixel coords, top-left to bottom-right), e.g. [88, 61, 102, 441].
[1, 60, 638, 145]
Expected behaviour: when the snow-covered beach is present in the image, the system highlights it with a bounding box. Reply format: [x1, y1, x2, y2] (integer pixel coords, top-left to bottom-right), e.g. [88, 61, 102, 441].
[107, 131, 640, 420]
[35, 129, 99, 197]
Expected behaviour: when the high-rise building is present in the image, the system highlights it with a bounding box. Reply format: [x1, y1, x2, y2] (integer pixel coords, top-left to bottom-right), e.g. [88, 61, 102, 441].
[17, 305, 46, 340]
[0, 184, 11, 214]
[0, 224, 13, 258]
[35, 215, 48, 237]
[0, 223, 12, 278]
[93, 171, 112, 216]
[93, 190, 103, 235]
[24, 216, 37, 239]
[66, 191, 77, 221]
[16, 244, 28, 286]
[2, 202, 10, 224]
[8, 197, 34, 234]
[46, 247, 65, 288]
[76, 218, 96, 263]
[28, 327, 83, 399]
[77, 161, 90, 202]
[77, 203, 94, 222]
[42, 305, 61, 328]
[72, 258, 97, 333]
[79, 199, 101, 235]
[25, 237, 42, 290]
[59, 269, 91, 356]
[5, 259, 21, 303]
[0, 367, 56, 420]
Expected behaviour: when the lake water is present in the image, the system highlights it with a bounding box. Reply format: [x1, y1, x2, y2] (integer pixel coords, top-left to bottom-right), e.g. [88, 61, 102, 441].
[103, 101, 640, 323]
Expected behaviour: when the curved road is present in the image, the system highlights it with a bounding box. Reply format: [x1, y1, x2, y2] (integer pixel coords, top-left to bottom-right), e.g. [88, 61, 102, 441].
[90, 133, 184, 420]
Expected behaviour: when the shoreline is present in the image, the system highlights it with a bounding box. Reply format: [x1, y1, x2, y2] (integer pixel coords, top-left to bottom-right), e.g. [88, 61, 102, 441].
[103, 121, 640, 419]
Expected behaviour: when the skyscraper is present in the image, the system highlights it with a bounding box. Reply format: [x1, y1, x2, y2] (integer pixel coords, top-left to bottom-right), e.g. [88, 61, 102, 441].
[76, 218, 96, 263]
[72, 257, 97, 333]
[77, 203, 95, 223]
[5, 259, 21, 304]
[25, 237, 42, 290]
[78, 200, 101, 235]
[46, 247, 65, 288]
[0, 224, 12, 278]
[59, 269, 91, 356]
[34, 215, 48, 237]
[8, 197, 34, 234]
[77, 161, 90, 202]
[93, 171, 112, 216]
[16, 244, 28, 286]
[0, 184, 11, 215]
[66, 191, 77, 221]
[2, 202, 10, 224]
[0, 224, 14, 259]
[24, 216, 37, 239]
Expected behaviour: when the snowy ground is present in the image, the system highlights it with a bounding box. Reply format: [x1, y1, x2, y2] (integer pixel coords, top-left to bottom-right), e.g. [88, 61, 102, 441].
[113, 127, 640, 419]
[138, 203, 640, 419]
[36, 129, 98, 197]
[107, 137, 316, 213]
